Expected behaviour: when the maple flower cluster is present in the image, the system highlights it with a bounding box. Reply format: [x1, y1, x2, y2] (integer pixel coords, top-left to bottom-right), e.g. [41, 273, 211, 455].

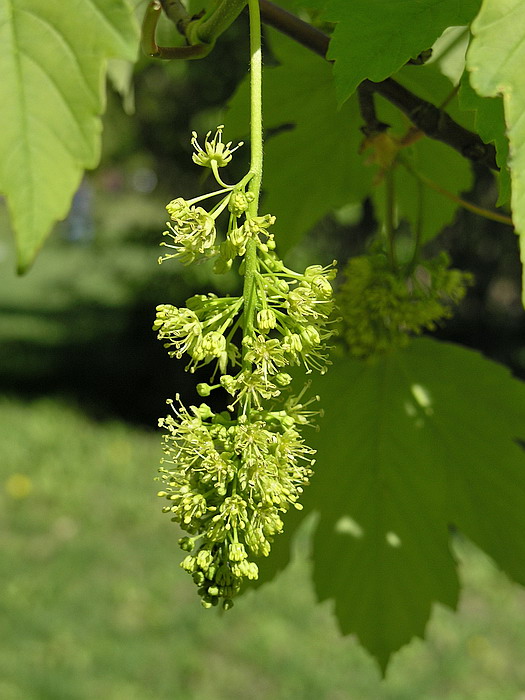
[338, 251, 472, 358]
[154, 127, 336, 609]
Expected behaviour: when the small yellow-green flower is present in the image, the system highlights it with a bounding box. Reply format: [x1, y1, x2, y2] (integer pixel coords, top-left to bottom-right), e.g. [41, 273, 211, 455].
[191, 125, 243, 169]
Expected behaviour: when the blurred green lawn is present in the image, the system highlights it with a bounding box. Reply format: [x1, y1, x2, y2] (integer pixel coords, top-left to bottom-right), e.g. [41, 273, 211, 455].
[1, 396, 525, 699]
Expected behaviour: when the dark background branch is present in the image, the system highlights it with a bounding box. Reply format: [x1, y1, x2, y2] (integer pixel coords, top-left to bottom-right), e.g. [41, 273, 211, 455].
[357, 83, 389, 136]
[259, 0, 498, 171]
[370, 78, 496, 169]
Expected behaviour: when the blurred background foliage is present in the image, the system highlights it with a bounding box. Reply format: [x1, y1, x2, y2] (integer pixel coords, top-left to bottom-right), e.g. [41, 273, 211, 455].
[1, 12, 525, 698]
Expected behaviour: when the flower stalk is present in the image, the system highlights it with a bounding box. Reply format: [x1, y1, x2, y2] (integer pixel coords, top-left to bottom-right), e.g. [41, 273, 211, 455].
[241, 0, 264, 381]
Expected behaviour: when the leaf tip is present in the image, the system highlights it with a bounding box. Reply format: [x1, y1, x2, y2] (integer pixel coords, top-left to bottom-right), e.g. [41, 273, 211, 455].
[16, 247, 37, 276]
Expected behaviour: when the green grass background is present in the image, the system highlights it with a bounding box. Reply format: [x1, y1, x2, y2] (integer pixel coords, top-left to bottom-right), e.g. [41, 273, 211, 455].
[2, 396, 525, 699]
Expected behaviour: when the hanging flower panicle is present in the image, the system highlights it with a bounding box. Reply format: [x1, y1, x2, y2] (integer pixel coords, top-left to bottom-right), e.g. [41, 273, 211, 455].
[153, 126, 336, 609]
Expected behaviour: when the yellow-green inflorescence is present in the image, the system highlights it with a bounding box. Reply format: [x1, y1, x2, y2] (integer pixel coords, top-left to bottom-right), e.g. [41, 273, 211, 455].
[154, 126, 336, 609]
[338, 251, 472, 359]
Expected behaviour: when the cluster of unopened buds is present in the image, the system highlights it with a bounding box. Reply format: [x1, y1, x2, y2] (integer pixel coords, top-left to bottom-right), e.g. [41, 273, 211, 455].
[154, 126, 336, 609]
[338, 251, 472, 358]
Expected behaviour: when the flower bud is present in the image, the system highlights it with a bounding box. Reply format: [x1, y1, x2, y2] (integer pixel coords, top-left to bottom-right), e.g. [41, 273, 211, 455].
[202, 331, 226, 357]
[310, 275, 333, 298]
[228, 542, 248, 562]
[192, 571, 205, 586]
[166, 197, 190, 219]
[301, 326, 321, 347]
[192, 403, 214, 420]
[284, 333, 303, 353]
[220, 375, 237, 395]
[228, 190, 254, 217]
[229, 225, 248, 253]
[196, 549, 214, 569]
[178, 536, 193, 551]
[257, 308, 277, 331]
[274, 372, 292, 387]
[304, 265, 324, 278]
[181, 555, 196, 573]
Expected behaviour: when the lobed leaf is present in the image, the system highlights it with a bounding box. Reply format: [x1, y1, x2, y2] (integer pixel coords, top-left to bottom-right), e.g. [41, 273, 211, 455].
[0, 0, 139, 271]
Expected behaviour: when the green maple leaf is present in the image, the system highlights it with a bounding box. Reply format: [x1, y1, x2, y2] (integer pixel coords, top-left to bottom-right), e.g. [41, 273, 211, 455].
[0, 0, 139, 272]
[258, 339, 525, 672]
[467, 0, 525, 298]
[304, 0, 481, 105]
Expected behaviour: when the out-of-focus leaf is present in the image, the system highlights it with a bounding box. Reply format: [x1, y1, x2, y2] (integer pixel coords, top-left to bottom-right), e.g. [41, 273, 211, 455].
[107, 59, 135, 114]
[372, 64, 473, 244]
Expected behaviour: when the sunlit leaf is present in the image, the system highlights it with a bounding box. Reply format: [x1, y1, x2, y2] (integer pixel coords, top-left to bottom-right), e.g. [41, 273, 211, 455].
[467, 0, 525, 298]
[304, 0, 481, 104]
[0, 0, 139, 271]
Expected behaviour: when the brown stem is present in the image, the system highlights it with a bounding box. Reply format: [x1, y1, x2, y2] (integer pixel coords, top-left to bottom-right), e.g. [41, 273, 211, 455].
[399, 157, 513, 226]
[259, 0, 328, 57]
[369, 78, 497, 170]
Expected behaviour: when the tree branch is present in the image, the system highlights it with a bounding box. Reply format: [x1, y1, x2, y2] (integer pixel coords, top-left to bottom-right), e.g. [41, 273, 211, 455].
[357, 83, 389, 136]
[369, 78, 496, 170]
[260, 0, 327, 57]
[259, 0, 498, 171]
